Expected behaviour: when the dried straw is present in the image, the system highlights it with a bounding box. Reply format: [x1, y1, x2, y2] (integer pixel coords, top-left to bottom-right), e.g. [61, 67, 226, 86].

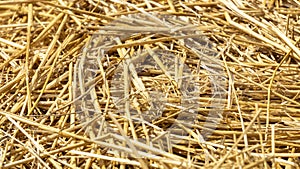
[0, 0, 300, 168]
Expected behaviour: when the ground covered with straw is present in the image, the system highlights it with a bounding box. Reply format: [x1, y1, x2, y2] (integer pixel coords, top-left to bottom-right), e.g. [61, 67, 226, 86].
[0, 0, 300, 168]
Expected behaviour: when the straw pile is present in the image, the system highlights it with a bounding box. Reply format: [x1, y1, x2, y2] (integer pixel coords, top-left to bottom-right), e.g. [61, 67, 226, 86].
[0, 0, 299, 168]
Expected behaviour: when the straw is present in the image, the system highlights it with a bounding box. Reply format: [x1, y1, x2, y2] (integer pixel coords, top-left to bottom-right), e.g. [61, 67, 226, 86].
[0, 0, 299, 168]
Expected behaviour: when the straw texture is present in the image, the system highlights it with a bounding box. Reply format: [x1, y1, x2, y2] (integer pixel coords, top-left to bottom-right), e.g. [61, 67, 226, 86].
[0, 0, 299, 168]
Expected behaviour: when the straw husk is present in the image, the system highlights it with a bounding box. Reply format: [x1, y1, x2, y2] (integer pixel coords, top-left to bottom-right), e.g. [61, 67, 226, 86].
[0, 0, 300, 168]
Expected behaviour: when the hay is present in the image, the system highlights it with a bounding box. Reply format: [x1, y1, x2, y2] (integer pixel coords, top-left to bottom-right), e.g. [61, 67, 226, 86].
[0, 0, 299, 168]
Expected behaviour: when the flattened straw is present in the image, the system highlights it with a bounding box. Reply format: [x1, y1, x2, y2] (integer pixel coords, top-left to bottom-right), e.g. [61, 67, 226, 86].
[57, 0, 81, 27]
[0, 72, 25, 94]
[107, 112, 149, 169]
[115, 39, 138, 140]
[70, 150, 141, 166]
[271, 124, 275, 168]
[213, 108, 262, 169]
[29, 15, 70, 115]
[266, 42, 297, 140]
[120, 44, 132, 169]
[223, 12, 289, 56]
[1, 1, 300, 168]
[3, 118, 51, 169]
[0, 141, 86, 169]
[222, 0, 300, 60]
[41, 1, 115, 21]
[0, 51, 18, 69]
[145, 44, 179, 90]
[116, 38, 149, 100]
[0, 13, 65, 70]
[25, 3, 33, 115]
[0, 0, 44, 5]
[0, 22, 49, 29]
[230, 68, 300, 106]
[0, 37, 25, 50]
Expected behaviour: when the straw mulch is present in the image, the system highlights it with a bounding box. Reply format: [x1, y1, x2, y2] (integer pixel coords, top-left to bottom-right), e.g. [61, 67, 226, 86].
[0, 0, 300, 168]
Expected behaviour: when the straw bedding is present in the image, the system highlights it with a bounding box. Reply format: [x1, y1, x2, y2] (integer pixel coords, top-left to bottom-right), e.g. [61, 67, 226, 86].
[0, 0, 299, 168]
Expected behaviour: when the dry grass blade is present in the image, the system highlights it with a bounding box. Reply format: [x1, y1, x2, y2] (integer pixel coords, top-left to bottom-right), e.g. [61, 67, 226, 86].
[0, 0, 300, 168]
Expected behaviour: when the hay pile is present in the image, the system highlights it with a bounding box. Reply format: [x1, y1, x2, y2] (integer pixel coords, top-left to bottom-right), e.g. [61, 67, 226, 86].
[0, 0, 300, 168]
